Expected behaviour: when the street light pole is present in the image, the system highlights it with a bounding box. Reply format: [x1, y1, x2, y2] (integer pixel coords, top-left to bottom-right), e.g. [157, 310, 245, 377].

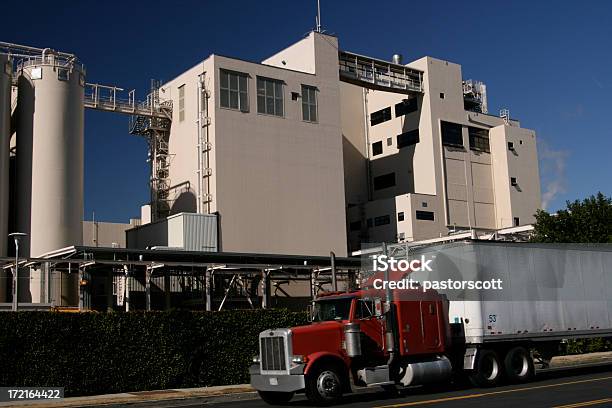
[8, 232, 27, 312]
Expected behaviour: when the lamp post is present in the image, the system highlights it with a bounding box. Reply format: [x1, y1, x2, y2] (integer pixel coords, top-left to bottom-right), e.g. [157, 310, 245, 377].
[8, 232, 27, 312]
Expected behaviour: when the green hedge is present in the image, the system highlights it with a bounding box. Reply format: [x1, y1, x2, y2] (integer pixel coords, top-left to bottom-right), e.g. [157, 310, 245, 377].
[0, 310, 308, 396]
[563, 338, 612, 355]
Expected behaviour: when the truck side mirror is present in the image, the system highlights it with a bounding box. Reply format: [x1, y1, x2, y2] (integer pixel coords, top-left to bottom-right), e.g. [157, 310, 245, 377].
[374, 298, 383, 317]
[307, 304, 314, 322]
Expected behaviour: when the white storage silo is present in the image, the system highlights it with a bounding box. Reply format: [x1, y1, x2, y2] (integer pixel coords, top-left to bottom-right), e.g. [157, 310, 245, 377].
[16, 51, 84, 304]
[0, 54, 11, 302]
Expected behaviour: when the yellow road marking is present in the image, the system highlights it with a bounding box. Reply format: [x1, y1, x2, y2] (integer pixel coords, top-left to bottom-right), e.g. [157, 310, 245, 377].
[552, 398, 612, 408]
[375, 376, 612, 408]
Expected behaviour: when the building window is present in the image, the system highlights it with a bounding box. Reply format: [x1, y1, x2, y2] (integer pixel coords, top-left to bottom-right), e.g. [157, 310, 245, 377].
[220, 70, 249, 112]
[257, 77, 284, 116]
[395, 98, 418, 117]
[178, 85, 185, 122]
[370, 107, 392, 126]
[439, 92, 445, 99]
[441, 121, 463, 147]
[349, 221, 361, 231]
[398, 212, 405, 222]
[468, 127, 490, 152]
[422, 202, 428, 208]
[301, 85, 317, 122]
[372, 141, 383, 156]
[510, 177, 518, 186]
[416, 210, 435, 221]
[508, 141, 515, 151]
[373, 172, 395, 190]
[514, 217, 520, 227]
[374, 215, 391, 226]
[397, 129, 419, 148]
[387, 137, 392, 146]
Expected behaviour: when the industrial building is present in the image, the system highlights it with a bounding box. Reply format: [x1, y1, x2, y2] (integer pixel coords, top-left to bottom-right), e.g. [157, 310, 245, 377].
[0, 30, 542, 309]
[136, 30, 541, 256]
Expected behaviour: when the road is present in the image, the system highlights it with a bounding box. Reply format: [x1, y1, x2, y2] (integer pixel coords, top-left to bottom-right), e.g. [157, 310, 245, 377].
[101, 364, 612, 408]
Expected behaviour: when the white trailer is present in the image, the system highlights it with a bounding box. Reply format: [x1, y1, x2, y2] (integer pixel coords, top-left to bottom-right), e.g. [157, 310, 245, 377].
[402, 241, 612, 385]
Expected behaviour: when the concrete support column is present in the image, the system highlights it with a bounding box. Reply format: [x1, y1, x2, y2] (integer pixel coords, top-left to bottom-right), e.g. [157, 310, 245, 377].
[205, 268, 212, 311]
[145, 267, 151, 311]
[261, 269, 270, 309]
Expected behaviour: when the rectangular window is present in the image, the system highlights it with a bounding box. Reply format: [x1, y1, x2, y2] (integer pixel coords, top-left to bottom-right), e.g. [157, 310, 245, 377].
[372, 141, 383, 156]
[395, 98, 418, 117]
[511, 177, 518, 186]
[508, 141, 515, 151]
[220, 69, 249, 112]
[397, 212, 405, 222]
[373, 173, 395, 190]
[514, 217, 520, 227]
[178, 85, 185, 122]
[441, 121, 463, 147]
[257, 77, 284, 116]
[397, 129, 419, 148]
[301, 85, 317, 122]
[57, 68, 69, 81]
[374, 215, 391, 226]
[416, 210, 435, 221]
[349, 221, 361, 231]
[370, 107, 392, 126]
[468, 127, 490, 152]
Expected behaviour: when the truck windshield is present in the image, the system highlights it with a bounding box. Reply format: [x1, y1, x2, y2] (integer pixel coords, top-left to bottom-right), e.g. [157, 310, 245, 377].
[313, 298, 353, 322]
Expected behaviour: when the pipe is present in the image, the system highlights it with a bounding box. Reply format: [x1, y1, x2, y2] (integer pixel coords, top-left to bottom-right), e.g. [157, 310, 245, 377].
[330, 251, 337, 291]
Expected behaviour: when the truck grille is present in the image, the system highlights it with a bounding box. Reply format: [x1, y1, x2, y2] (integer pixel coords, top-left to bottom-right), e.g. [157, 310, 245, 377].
[260, 336, 287, 371]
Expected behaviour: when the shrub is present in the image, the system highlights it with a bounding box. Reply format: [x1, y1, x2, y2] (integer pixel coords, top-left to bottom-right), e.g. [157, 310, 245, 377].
[0, 310, 307, 396]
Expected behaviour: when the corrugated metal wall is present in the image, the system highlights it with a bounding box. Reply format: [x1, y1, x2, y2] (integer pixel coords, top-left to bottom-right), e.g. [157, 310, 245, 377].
[126, 213, 217, 252]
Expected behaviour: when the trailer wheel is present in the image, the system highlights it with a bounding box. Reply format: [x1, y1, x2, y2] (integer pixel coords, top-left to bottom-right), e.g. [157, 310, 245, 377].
[504, 347, 534, 383]
[305, 364, 343, 405]
[257, 391, 294, 405]
[469, 349, 502, 387]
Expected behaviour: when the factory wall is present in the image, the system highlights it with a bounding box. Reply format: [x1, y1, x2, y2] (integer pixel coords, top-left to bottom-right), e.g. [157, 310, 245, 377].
[160, 32, 348, 257]
[343, 56, 542, 251]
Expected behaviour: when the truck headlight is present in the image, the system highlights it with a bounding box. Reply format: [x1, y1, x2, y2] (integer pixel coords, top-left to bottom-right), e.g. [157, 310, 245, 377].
[291, 355, 306, 364]
[252, 355, 261, 363]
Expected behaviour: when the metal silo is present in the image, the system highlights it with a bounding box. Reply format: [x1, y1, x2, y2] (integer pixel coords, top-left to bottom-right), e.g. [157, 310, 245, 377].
[0, 54, 11, 302]
[16, 50, 84, 304]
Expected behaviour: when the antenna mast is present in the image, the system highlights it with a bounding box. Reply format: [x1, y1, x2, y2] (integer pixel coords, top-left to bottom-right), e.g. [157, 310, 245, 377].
[316, 0, 322, 32]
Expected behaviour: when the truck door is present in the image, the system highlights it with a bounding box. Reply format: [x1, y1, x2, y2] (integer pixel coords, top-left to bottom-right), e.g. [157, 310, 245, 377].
[355, 299, 385, 355]
[420, 301, 442, 350]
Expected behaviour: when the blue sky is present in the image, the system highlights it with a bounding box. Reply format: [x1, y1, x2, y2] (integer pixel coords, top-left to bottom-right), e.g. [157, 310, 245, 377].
[3, 1, 611, 222]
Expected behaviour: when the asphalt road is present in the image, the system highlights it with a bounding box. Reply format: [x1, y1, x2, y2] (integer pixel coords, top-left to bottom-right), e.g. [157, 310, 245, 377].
[103, 363, 612, 408]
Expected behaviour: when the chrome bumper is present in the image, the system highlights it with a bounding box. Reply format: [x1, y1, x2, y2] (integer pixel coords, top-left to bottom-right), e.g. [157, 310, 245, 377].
[249, 364, 305, 392]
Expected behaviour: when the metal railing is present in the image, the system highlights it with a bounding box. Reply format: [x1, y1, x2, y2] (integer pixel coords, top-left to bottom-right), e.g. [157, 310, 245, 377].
[84, 83, 171, 119]
[339, 51, 423, 93]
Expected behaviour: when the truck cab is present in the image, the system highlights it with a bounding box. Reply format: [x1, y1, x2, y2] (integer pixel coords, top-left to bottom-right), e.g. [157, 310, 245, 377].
[250, 288, 452, 405]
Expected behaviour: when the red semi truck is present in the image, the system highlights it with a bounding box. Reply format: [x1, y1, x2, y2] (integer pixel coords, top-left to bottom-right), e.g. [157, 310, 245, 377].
[249, 242, 612, 405]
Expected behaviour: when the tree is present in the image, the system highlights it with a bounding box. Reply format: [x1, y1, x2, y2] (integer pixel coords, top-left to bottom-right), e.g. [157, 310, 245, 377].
[531, 192, 612, 243]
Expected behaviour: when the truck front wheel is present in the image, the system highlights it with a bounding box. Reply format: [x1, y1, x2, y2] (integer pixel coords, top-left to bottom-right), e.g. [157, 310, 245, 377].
[305, 365, 343, 405]
[257, 391, 294, 405]
[504, 347, 534, 383]
[469, 349, 502, 387]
